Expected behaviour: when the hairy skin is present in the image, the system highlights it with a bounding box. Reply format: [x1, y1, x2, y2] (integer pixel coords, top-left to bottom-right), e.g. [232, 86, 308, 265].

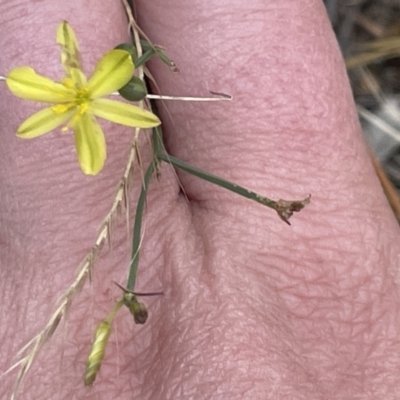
[1, 0, 400, 399]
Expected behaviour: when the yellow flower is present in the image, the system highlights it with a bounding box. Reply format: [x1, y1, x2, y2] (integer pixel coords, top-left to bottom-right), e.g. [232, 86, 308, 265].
[6, 21, 161, 175]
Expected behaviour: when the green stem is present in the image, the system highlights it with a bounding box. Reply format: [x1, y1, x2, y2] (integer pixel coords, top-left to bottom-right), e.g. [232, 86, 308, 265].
[135, 49, 155, 68]
[151, 120, 164, 156]
[126, 161, 155, 291]
[157, 151, 277, 209]
[105, 299, 125, 323]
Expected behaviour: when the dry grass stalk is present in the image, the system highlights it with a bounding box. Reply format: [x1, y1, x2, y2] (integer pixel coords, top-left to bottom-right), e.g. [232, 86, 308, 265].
[356, 13, 385, 38]
[369, 147, 400, 221]
[346, 35, 400, 69]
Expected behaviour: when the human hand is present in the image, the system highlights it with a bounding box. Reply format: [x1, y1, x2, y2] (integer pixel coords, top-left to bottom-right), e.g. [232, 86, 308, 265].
[1, 1, 400, 399]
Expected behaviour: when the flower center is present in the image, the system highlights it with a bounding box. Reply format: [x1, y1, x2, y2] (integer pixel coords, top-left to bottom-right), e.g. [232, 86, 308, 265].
[51, 86, 91, 116]
[75, 87, 90, 106]
[74, 88, 90, 115]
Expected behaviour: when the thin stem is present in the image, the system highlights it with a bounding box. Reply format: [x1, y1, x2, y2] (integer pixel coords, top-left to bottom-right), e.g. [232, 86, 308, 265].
[110, 92, 231, 102]
[146, 94, 232, 101]
[152, 124, 164, 159]
[157, 151, 277, 209]
[135, 49, 156, 67]
[105, 299, 125, 323]
[126, 161, 155, 290]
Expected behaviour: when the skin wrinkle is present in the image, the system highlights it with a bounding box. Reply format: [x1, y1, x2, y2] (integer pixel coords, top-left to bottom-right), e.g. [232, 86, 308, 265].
[141, 4, 355, 190]
[209, 14, 341, 134]
[159, 219, 304, 400]
[188, 195, 394, 396]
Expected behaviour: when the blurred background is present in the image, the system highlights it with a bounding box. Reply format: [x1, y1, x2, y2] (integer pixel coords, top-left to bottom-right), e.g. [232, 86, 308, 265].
[323, 0, 400, 221]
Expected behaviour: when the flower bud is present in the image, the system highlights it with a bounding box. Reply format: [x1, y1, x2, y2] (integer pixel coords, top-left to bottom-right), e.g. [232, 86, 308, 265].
[118, 76, 147, 102]
[123, 293, 149, 324]
[130, 300, 148, 325]
[114, 43, 138, 64]
[84, 320, 112, 385]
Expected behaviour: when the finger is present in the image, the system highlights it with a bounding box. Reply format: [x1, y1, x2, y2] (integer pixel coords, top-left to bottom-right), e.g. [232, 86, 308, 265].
[136, 0, 390, 217]
[0, 2, 176, 399]
[135, 1, 400, 398]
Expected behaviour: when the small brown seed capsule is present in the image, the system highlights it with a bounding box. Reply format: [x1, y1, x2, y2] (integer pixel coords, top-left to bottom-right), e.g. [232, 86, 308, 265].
[122, 293, 149, 324]
[130, 301, 148, 325]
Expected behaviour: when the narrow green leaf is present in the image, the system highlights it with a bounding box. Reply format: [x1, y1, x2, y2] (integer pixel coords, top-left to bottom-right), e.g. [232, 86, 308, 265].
[157, 152, 277, 209]
[126, 161, 156, 290]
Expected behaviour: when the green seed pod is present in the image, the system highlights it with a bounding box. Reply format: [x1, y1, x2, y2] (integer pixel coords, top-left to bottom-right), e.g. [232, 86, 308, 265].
[114, 43, 137, 64]
[123, 293, 148, 324]
[118, 76, 147, 102]
[130, 301, 148, 325]
[84, 320, 112, 385]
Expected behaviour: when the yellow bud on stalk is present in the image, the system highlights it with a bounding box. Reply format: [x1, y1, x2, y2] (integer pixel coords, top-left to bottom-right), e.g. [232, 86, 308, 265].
[84, 320, 112, 385]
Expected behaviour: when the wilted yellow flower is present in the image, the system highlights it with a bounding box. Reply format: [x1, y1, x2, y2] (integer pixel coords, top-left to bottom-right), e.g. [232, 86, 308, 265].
[6, 21, 160, 175]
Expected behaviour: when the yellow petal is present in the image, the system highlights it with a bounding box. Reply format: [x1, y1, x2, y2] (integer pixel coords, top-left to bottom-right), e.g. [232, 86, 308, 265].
[87, 50, 134, 98]
[17, 106, 75, 138]
[91, 98, 161, 128]
[56, 21, 86, 87]
[72, 113, 106, 175]
[7, 67, 75, 103]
